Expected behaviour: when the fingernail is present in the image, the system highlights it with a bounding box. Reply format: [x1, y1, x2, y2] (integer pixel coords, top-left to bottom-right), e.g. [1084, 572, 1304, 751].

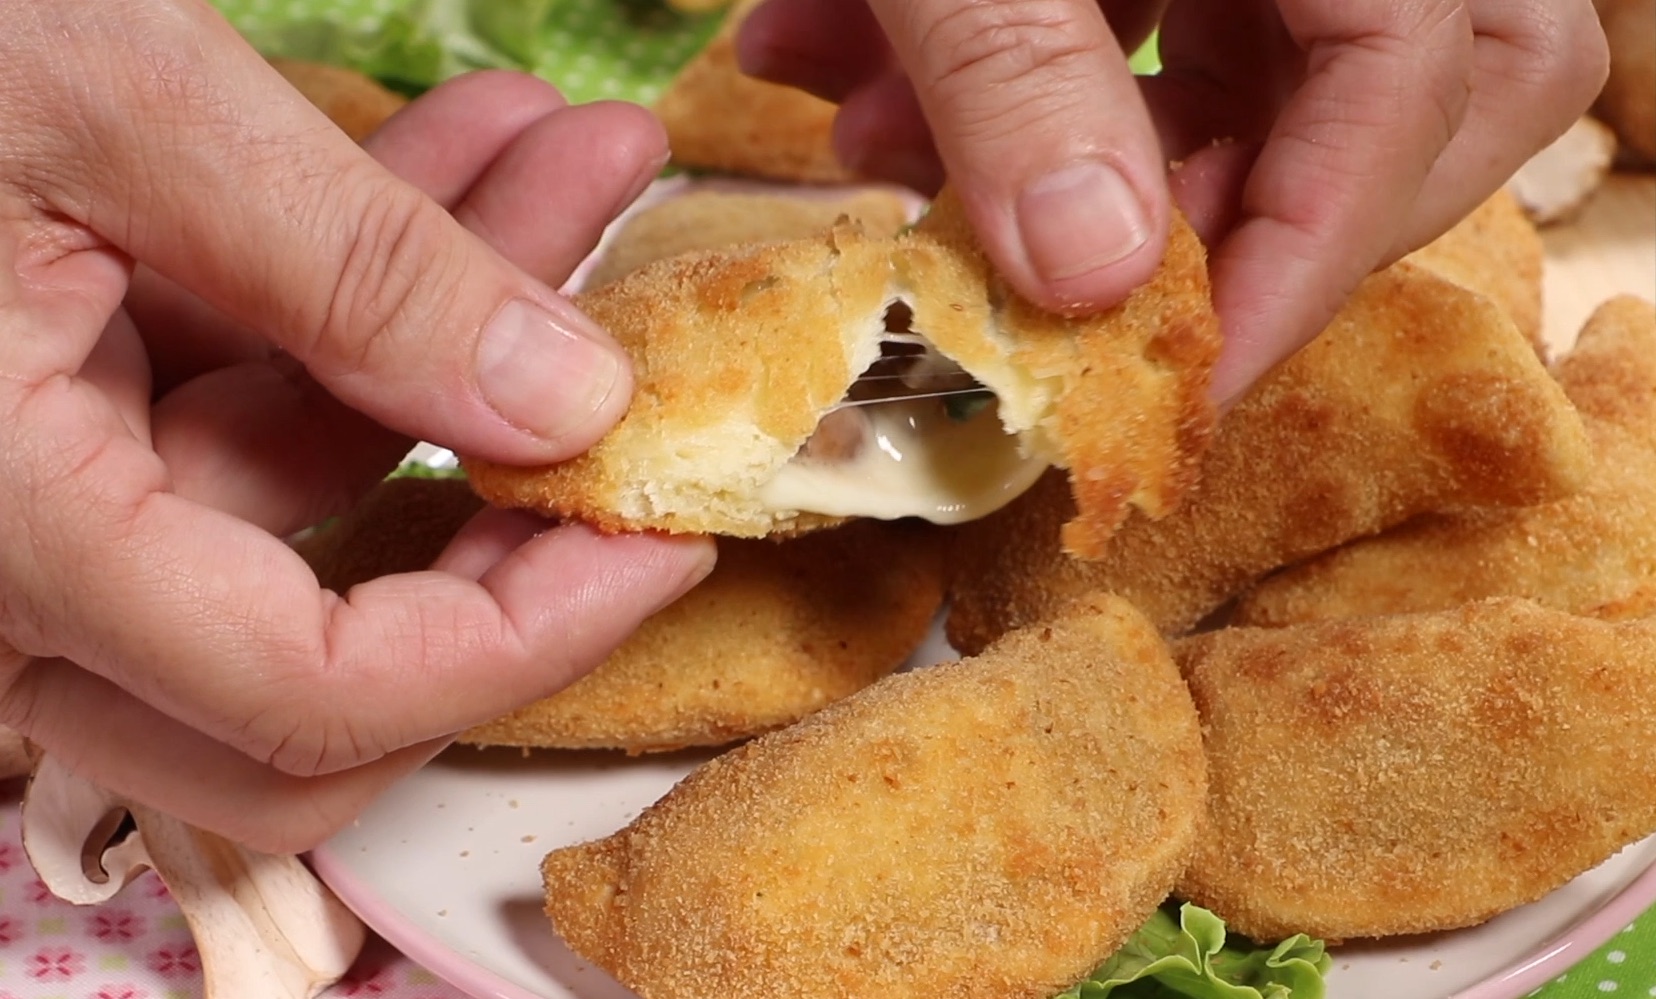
[1016, 161, 1151, 284]
[477, 299, 627, 444]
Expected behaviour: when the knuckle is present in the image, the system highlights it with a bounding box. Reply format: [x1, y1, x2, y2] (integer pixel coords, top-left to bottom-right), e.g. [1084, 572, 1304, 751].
[241, 700, 374, 779]
[1528, 2, 1610, 108]
[302, 169, 465, 383]
[1476, 0, 1609, 132]
[917, 0, 1103, 104]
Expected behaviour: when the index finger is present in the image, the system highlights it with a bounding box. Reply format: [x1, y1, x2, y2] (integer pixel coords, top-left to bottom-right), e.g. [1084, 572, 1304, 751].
[1204, 0, 1473, 403]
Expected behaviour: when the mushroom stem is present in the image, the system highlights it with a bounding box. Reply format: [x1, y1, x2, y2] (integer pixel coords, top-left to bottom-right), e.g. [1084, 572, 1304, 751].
[20, 754, 365, 998]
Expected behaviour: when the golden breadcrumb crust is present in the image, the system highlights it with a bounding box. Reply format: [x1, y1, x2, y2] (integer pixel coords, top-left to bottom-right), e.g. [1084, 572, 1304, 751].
[1174, 597, 1656, 941]
[541, 594, 1206, 999]
[946, 259, 1592, 650]
[467, 192, 1220, 553]
[586, 188, 913, 290]
[466, 222, 890, 536]
[1235, 295, 1656, 625]
[462, 519, 946, 752]
[1404, 189, 1545, 352]
[900, 190, 1220, 557]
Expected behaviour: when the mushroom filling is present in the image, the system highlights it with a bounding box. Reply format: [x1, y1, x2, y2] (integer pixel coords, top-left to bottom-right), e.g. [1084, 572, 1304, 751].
[758, 303, 1048, 524]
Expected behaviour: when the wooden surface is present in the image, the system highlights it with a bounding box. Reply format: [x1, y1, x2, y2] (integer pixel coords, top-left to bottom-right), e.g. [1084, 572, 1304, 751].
[1541, 171, 1656, 354]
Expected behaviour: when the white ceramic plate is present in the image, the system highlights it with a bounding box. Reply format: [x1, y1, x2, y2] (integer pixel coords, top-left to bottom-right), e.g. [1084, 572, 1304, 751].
[312, 620, 1656, 999]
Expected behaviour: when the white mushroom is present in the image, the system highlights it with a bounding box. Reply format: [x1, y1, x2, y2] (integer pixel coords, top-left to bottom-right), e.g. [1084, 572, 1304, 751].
[1507, 116, 1618, 225]
[21, 753, 365, 999]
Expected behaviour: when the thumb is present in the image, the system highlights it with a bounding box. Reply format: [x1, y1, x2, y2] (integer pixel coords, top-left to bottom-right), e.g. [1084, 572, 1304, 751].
[867, 0, 1171, 313]
[16, 5, 645, 464]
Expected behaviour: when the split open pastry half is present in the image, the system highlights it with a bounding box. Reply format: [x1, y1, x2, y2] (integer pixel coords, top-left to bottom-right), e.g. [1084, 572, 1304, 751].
[466, 191, 1220, 558]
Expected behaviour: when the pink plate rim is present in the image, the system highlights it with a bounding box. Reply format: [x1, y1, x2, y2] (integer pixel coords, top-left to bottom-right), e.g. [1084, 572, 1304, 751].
[310, 840, 1656, 999]
[1451, 851, 1656, 999]
[310, 844, 545, 999]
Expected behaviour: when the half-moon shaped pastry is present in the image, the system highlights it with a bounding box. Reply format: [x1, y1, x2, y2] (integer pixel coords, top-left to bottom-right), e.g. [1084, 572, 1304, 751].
[467, 191, 1220, 558]
[294, 476, 949, 753]
[1175, 597, 1656, 942]
[541, 594, 1207, 999]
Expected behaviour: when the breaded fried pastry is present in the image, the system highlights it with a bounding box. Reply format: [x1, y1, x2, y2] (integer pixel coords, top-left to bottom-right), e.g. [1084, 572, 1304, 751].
[1173, 598, 1656, 942]
[468, 191, 1220, 556]
[585, 187, 913, 289]
[947, 259, 1592, 649]
[541, 595, 1206, 999]
[1403, 189, 1545, 351]
[463, 519, 945, 752]
[654, 0, 852, 183]
[1235, 295, 1656, 626]
[297, 477, 946, 752]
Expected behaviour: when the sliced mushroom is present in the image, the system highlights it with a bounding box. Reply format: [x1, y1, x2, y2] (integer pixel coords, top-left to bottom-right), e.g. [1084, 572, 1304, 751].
[21, 754, 365, 999]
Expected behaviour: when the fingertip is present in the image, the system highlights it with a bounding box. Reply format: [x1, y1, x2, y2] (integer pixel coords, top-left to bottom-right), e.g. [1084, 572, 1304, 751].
[482, 522, 718, 648]
[653, 531, 720, 602]
[1006, 159, 1169, 313]
[472, 296, 635, 461]
[577, 99, 672, 196]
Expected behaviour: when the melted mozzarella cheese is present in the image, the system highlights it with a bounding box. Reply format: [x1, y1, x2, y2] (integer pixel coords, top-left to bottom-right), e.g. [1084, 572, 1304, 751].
[758, 398, 1048, 523]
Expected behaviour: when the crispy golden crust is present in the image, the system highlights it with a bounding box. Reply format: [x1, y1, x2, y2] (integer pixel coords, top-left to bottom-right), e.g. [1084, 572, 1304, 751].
[541, 595, 1206, 999]
[269, 58, 406, 143]
[654, 1, 853, 183]
[1173, 598, 1656, 941]
[1234, 296, 1656, 626]
[902, 190, 1221, 558]
[465, 223, 890, 537]
[1404, 189, 1545, 352]
[586, 188, 913, 289]
[462, 520, 947, 752]
[295, 477, 946, 752]
[946, 260, 1593, 650]
[468, 193, 1219, 547]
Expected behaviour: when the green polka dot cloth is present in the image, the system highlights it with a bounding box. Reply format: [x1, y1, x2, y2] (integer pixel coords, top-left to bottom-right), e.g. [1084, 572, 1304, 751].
[205, 3, 1656, 996]
[1529, 912, 1656, 997]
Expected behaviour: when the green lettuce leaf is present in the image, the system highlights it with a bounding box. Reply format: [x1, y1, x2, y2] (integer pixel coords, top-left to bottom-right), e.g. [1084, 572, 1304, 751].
[389, 460, 467, 480]
[1128, 32, 1163, 75]
[236, 0, 555, 92]
[1057, 904, 1330, 999]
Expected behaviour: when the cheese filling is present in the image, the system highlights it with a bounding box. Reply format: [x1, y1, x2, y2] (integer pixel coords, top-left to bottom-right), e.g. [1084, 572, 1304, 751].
[759, 313, 1047, 523]
[758, 396, 1047, 523]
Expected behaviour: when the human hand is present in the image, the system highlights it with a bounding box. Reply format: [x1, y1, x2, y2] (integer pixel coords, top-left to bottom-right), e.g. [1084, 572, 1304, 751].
[737, 0, 1608, 400]
[0, 3, 714, 853]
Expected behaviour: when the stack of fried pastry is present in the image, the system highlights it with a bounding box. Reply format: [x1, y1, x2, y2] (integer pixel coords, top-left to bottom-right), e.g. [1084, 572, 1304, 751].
[295, 184, 1656, 997]
[272, 28, 1656, 999]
